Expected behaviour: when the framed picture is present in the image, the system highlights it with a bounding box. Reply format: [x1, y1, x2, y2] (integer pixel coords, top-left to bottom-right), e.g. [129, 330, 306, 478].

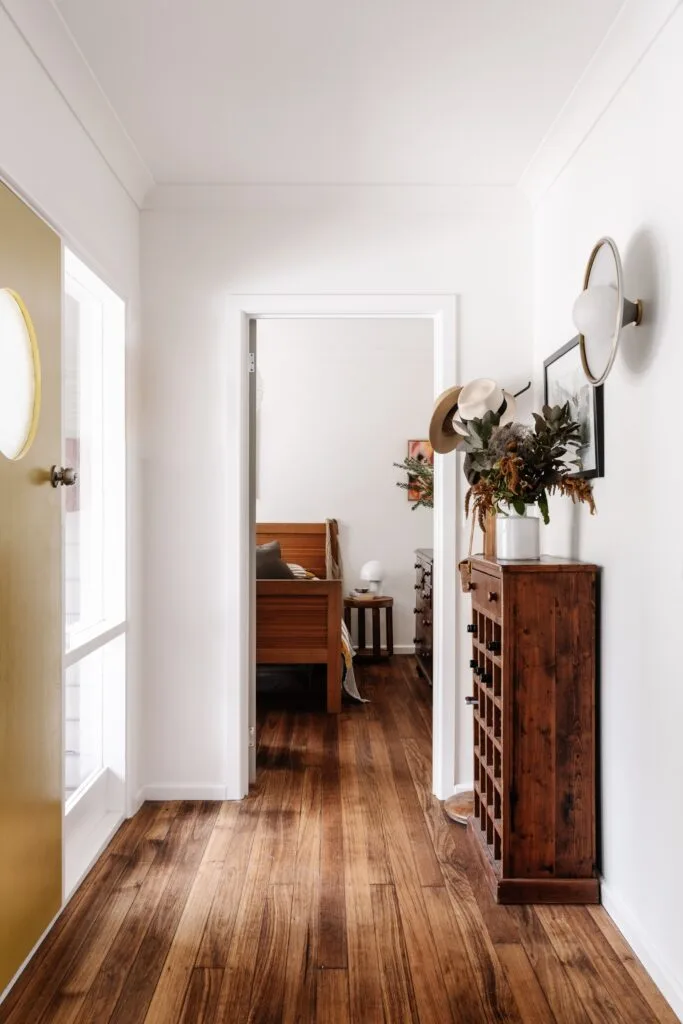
[407, 439, 433, 500]
[544, 336, 604, 479]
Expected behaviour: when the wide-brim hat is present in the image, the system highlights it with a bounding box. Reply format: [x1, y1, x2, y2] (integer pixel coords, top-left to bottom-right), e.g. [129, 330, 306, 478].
[457, 378, 517, 426]
[429, 385, 465, 454]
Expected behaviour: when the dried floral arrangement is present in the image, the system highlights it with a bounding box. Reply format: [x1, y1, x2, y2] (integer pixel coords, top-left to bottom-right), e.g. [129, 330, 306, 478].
[459, 403, 596, 528]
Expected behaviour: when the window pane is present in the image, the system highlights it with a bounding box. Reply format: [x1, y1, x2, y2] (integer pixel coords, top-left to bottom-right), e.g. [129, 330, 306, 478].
[64, 284, 105, 634]
[64, 251, 125, 649]
[65, 647, 104, 802]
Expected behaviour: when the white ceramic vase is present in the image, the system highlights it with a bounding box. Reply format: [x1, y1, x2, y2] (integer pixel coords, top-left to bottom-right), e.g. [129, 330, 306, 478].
[495, 506, 540, 561]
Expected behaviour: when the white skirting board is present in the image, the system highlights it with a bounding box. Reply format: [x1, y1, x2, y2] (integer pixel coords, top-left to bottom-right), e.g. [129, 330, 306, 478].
[140, 784, 231, 801]
[600, 881, 683, 1021]
[452, 781, 474, 797]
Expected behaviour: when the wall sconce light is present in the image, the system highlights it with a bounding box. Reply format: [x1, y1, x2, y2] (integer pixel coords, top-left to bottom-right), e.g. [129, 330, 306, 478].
[572, 236, 643, 386]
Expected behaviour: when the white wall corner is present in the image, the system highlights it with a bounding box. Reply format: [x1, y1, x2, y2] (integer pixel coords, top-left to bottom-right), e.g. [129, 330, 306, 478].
[518, 0, 682, 206]
[600, 881, 683, 1021]
[1, 0, 154, 207]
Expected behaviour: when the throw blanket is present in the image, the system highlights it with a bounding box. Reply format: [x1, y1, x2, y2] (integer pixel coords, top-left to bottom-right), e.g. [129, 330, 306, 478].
[288, 561, 367, 703]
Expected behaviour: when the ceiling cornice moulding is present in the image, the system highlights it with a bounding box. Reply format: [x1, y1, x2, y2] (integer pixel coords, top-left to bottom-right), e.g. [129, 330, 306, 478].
[518, 0, 682, 206]
[1, 0, 154, 208]
[143, 183, 528, 215]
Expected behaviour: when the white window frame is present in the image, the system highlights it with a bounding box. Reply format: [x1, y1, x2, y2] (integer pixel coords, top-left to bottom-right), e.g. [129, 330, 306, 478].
[62, 248, 127, 898]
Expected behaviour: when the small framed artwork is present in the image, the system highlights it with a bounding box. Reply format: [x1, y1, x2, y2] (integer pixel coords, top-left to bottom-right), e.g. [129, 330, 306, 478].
[407, 439, 434, 500]
[544, 336, 604, 479]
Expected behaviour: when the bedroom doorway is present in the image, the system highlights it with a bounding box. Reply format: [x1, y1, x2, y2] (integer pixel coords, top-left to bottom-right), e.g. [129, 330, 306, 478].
[227, 294, 459, 802]
[252, 317, 435, 741]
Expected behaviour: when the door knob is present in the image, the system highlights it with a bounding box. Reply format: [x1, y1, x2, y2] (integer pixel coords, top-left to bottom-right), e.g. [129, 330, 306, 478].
[51, 466, 78, 488]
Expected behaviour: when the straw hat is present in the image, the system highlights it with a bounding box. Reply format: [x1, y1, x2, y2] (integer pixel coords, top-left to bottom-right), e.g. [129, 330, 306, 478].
[429, 379, 517, 455]
[429, 386, 465, 454]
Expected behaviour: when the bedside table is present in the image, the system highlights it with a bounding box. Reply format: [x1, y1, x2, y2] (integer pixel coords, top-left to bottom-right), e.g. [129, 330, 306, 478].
[343, 595, 394, 659]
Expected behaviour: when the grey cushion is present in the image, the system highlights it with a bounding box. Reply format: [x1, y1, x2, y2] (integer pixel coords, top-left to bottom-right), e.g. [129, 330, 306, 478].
[256, 541, 295, 579]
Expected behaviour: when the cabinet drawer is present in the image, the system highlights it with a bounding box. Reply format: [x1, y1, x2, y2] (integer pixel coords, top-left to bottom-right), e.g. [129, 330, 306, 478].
[470, 568, 503, 617]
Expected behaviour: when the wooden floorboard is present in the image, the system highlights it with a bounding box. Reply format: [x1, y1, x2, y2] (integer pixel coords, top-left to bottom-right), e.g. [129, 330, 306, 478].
[1, 658, 676, 1024]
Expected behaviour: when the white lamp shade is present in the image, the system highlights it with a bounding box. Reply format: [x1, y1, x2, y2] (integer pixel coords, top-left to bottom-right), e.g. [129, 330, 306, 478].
[360, 560, 383, 582]
[572, 283, 620, 379]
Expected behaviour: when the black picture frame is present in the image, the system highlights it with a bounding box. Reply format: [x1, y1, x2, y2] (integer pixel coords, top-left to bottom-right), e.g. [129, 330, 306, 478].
[543, 336, 604, 480]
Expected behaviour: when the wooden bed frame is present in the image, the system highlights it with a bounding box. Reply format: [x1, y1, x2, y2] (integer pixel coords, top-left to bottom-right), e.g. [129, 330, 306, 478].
[256, 523, 342, 713]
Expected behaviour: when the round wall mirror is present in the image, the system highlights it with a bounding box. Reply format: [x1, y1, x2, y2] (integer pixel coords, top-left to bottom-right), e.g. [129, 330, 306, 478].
[572, 237, 642, 386]
[0, 288, 41, 460]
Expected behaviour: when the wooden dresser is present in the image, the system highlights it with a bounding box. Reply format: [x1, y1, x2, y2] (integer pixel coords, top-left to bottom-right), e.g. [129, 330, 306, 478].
[413, 548, 433, 684]
[466, 555, 599, 904]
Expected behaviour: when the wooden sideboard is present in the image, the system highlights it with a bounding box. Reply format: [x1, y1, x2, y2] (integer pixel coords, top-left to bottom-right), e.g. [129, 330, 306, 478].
[413, 548, 433, 684]
[466, 555, 599, 904]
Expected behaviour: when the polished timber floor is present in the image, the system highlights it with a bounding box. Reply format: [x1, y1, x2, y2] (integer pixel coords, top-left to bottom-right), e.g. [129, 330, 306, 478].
[1, 659, 676, 1024]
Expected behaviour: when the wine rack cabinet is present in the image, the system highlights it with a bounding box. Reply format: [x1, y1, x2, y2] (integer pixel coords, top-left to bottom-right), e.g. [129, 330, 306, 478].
[466, 555, 600, 904]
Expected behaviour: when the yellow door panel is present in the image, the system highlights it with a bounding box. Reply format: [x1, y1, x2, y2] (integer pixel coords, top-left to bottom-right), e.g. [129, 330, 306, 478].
[0, 180, 62, 994]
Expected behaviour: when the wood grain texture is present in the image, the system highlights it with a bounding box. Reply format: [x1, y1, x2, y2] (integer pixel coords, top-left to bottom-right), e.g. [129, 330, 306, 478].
[257, 521, 327, 579]
[470, 557, 599, 903]
[2, 659, 675, 1024]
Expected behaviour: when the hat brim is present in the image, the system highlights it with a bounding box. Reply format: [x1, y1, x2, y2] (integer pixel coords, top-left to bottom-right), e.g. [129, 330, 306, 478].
[429, 386, 465, 454]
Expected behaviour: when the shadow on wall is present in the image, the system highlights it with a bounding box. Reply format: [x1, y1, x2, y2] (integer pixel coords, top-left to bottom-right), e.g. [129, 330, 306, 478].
[621, 227, 666, 376]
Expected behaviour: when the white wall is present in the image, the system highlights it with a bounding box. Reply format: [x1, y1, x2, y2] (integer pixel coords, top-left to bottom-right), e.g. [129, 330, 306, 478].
[532, 7, 683, 1014]
[140, 184, 532, 795]
[256, 317, 434, 650]
[0, 7, 141, 814]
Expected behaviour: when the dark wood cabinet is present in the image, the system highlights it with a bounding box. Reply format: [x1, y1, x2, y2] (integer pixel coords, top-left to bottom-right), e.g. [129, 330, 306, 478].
[466, 555, 599, 904]
[413, 548, 433, 684]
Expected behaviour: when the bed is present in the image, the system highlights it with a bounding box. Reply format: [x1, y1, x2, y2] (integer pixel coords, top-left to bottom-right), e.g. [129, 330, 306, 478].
[256, 523, 343, 713]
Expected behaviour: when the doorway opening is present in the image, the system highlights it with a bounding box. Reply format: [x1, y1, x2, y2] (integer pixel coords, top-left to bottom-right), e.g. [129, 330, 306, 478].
[226, 294, 459, 801]
[253, 317, 435, 733]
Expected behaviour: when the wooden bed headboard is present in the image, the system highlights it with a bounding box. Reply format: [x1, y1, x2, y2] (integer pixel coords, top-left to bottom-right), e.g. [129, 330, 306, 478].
[256, 522, 327, 579]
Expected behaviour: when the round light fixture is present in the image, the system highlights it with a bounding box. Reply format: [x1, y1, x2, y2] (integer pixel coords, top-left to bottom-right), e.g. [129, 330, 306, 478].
[0, 288, 41, 460]
[572, 237, 642, 386]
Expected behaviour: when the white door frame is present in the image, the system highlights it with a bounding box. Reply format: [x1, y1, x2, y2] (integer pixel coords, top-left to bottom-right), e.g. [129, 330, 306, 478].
[225, 293, 459, 800]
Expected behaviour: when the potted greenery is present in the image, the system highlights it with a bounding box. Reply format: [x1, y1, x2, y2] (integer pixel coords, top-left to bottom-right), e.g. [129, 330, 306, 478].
[459, 402, 595, 559]
[394, 455, 434, 510]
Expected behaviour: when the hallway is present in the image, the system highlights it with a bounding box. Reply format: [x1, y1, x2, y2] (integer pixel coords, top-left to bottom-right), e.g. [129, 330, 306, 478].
[1, 659, 675, 1023]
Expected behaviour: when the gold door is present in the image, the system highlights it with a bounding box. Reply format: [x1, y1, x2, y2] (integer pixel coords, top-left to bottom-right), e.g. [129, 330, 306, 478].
[0, 181, 62, 993]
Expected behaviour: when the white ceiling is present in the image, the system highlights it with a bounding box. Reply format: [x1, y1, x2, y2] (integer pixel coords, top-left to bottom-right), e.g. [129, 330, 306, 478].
[55, 0, 625, 186]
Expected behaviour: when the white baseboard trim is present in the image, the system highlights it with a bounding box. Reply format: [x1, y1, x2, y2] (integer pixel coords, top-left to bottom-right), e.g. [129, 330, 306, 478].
[452, 781, 474, 797]
[393, 645, 416, 655]
[65, 810, 124, 900]
[600, 880, 683, 1021]
[141, 784, 229, 801]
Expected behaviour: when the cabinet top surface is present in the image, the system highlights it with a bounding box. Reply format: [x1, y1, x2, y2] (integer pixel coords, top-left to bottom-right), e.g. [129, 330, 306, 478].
[471, 554, 599, 574]
[415, 548, 433, 559]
